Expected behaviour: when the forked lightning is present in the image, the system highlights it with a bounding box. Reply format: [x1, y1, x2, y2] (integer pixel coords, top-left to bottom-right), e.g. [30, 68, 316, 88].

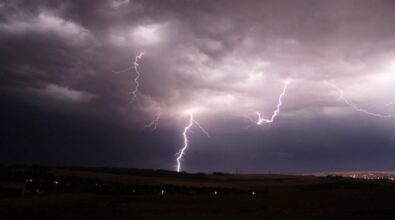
[256, 81, 290, 125]
[327, 82, 395, 118]
[176, 111, 209, 172]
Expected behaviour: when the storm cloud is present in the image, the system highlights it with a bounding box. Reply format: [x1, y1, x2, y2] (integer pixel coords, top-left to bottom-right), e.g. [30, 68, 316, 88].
[1, 0, 395, 173]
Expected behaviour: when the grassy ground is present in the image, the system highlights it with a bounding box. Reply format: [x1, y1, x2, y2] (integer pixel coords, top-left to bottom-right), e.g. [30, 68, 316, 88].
[1, 189, 395, 220]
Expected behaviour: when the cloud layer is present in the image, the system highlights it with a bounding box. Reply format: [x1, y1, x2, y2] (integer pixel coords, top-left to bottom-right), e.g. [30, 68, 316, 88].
[1, 0, 395, 173]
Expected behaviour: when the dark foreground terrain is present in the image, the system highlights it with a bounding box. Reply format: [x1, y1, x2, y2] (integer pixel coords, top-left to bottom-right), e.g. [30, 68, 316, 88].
[1, 166, 395, 219]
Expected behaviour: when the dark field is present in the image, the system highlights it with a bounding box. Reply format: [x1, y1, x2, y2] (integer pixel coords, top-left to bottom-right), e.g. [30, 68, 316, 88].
[2, 190, 395, 219]
[1, 167, 395, 219]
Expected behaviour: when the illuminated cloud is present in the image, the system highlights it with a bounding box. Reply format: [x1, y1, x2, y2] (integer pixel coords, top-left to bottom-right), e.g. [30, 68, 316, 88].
[110, 0, 130, 8]
[132, 23, 167, 46]
[0, 11, 93, 45]
[42, 84, 94, 103]
[1, 0, 395, 172]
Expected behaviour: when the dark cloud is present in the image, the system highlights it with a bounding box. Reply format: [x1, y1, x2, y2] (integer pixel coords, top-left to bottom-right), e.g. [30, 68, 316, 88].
[1, 0, 395, 173]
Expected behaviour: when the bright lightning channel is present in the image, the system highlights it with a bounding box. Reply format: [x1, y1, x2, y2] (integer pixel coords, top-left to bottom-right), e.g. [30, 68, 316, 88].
[326, 82, 395, 118]
[256, 81, 290, 125]
[176, 112, 209, 173]
[131, 52, 144, 100]
[111, 52, 144, 101]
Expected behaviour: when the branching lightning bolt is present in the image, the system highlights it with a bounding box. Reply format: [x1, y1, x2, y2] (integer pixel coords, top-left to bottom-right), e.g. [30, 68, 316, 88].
[111, 52, 144, 102]
[130, 52, 144, 101]
[176, 113, 194, 173]
[256, 81, 290, 125]
[192, 119, 210, 138]
[176, 112, 209, 172]
[326, 81, 395, 118]
[143, 112, 161, 131]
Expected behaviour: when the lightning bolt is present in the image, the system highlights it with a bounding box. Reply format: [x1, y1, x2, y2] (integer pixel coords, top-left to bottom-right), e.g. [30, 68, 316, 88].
[143, 112, 161, 131]
[176, 112, 209, 172]
[111, 52, 144, 101]
[131, 52, 144, 101]
[176, 113, 194, 173]
[192, 119, 210, 138]
[256, 81, 290, 125]
[326, 82, 395, 118]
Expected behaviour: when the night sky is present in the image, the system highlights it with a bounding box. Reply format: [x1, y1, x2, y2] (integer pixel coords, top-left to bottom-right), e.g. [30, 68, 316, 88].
[1, 0, 395, 173]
